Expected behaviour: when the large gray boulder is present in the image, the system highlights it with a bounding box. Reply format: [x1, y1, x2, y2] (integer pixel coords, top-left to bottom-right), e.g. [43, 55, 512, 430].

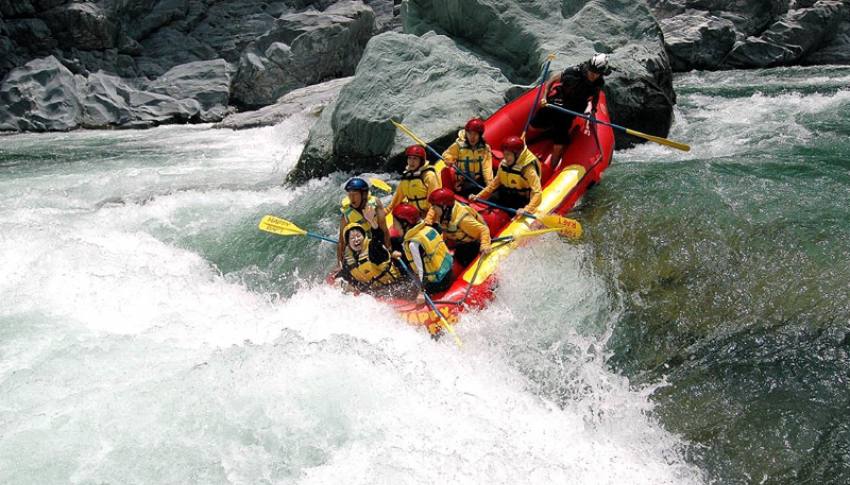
[648, 0, 850, 70]
[81, 71, 201, 128]
[145, 59, 232, 121]
[289, 31, 513, 182]
[0, 56, 232, 132]
[804, 20, 850, 64]
[659, 14, 737, 71]
[726, 1, 849, 68]
[215, 76, 352, 130]
[649, 0, 790, 37]
[0, 56, 84, 131]
[231, 1, 375, 108]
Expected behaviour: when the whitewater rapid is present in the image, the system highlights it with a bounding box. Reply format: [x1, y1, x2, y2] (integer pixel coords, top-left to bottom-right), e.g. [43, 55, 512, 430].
[0, 109, 705, 483]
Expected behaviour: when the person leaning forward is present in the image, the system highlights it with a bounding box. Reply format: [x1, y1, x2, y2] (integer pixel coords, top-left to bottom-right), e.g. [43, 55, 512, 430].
[392, 203, 454, 296]
[424, 188, 491, 267]
[530, 53, 612, 170]
[470, 136, 542, 218]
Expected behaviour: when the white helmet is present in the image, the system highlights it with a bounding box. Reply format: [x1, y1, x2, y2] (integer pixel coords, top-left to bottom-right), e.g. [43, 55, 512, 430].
[588, 53, 611, 74]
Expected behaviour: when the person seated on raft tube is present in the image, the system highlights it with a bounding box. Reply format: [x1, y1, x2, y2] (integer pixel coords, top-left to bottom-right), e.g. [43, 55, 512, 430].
[441, 118, 494, 198]
[386, 145, 440, 217]
[337, 223, 415, 298]
[337, 177, 391, 269]
[424, 188, 492, 267]
[530, 53, 612, 171]
[391, 203, 454, 295]
[469, 136, 542, 218]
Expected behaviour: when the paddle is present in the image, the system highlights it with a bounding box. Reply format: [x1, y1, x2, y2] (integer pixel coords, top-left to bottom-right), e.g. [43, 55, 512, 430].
[396, 258, 463, 348]
[390, 119, 485, 190]
[258, 215, 338, 244]
[522, 53, 555, 140]
[541, 101, 691, 152]
[368, 178, 393, 193]
[472, 198, 582, 239]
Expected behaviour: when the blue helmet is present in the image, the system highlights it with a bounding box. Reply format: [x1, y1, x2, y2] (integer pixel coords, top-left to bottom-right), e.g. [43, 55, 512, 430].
[344, 177, 369, 192]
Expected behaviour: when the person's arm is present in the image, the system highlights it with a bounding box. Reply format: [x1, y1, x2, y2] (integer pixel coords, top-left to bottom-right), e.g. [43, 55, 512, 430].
[521, 166, 543, 214]
[591, 79, 604, 112]
[423, 206, 437, 226]
[423, 170, 440, 195]
[442, 142, 459, 165]
[407, 240, 425, 281]
[481, 147, 494, 184]
[459, 215, 491, 253]
[473, 173, 500, 200]
[541, 71, 561, 105]
[387, 185, 405, 213]
[375, 199, 392, 249]
[368, 236, 390, 264]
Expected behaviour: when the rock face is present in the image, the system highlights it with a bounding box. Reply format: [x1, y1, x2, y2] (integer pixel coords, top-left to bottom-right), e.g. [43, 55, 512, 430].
[0, 0, 399, 132]
[289, 31, 513, 181]
[215, 76, 352, 130]
[0, 56, 84, 131]
[660, 15, 737, 71]
[650, 0, 850, 70]
[290, 0, 676, 180]
[0, 56, 232, 131]
[231, 1, 375, 108]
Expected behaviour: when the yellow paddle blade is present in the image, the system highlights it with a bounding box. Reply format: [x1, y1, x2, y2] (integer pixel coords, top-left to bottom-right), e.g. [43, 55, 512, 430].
[369, 177, 393, 193]
[437, 315, 463, 348]
[538, 214, 583, 239]
[625, 128, 691, 152]
[258, 215, 307, 237]
[390, 119, 428, 147]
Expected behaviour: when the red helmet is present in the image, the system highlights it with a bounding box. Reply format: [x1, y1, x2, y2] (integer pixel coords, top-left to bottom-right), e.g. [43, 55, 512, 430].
[428, 188, 456, 207]
[465, 118, 485, 135]
[392, 203, 420, 224]
[405, 145, 426, 160]
[502, 136, 524, 154]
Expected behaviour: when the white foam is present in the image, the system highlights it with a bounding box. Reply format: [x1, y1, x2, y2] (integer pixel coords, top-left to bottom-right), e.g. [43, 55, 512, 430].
[0, 121, 704, 484]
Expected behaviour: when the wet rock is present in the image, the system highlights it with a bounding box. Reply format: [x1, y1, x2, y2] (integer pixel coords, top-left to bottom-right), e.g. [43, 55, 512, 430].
[231, 0, 375, 108]
[290, 31, 512, 181]
[0, 56, 84, 131]
[726, 1, 849, 68]
[659, 14, 737, 71]
[215, 76, 351, 130]
[145, 59, 232, 121]
[804, 20, 850, 64]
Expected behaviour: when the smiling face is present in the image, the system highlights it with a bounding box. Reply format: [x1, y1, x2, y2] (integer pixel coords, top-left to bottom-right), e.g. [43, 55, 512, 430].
[347, 229, 365, 251]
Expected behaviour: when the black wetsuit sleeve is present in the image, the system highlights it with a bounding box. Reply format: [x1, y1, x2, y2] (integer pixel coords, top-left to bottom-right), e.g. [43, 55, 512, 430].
[368, 237, 390, 264]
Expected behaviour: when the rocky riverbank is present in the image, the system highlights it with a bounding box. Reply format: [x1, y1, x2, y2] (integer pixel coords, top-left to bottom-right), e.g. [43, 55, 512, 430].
[2, 0, 848, 179]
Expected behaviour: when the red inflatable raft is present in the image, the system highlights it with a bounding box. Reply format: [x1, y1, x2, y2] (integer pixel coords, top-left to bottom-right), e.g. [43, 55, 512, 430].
[361, 89, 614, 330]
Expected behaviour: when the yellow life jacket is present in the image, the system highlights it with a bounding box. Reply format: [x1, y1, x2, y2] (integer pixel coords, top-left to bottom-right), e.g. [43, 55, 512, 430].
[439, 202, 486, 244]
[343, 237, 400, 290]
[398, 162, 437, 213]
[454, 130, 490, 183]
[403, 223, 453, 284]
[340, 194, 379, 232]
[497, 148, 540, 200]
